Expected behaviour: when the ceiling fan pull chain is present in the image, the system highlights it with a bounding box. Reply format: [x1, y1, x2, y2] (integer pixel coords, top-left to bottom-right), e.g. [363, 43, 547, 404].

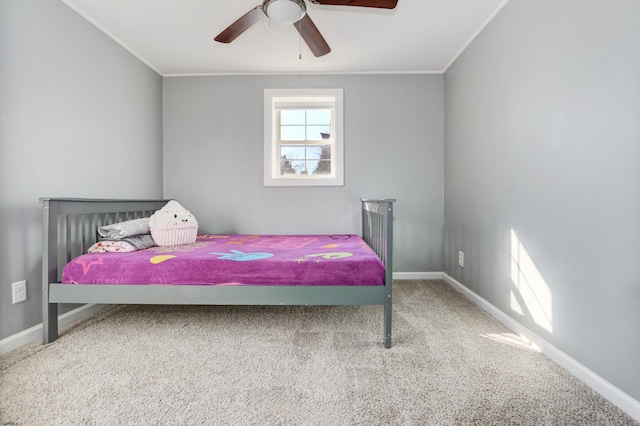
[298, 19, 302, 59]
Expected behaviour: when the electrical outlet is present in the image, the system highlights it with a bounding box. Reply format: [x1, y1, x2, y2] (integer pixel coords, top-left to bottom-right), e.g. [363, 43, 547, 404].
[458, 251, 464, 268]
[12, 280, 27, 304]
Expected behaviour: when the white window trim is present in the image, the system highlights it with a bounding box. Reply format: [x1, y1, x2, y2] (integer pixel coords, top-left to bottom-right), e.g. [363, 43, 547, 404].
[264, 88, 344, 187]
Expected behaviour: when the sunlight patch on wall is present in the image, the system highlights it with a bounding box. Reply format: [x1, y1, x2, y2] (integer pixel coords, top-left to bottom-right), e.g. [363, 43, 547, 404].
[510, 291, 524, 316]
[510, 229, 553, 332]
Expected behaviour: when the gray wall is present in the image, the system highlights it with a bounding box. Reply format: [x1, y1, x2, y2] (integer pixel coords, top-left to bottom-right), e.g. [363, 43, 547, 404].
[444, 0, 640, 401]
[163, 74, 444, 273]
[0, 0, 163, 340]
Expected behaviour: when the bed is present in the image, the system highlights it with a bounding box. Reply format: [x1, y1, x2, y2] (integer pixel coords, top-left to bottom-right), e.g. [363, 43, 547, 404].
[41, 198, 395, 347]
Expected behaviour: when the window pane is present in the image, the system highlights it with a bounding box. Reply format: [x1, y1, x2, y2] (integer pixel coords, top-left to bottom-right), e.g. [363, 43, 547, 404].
[281, 110, 305, 125]
[315, 145, 331, 160]
[310, 160, 331, 175]
[289, 160, 306, 175]
[307, 109, 331, 125]
[306, 146, 323, 160]
[281, 126, 305, 141]
[281, 146, 305, 160]
[307, 125, 332, 140]
[280, 158, 305, 175]
[306, 160, 320, 174]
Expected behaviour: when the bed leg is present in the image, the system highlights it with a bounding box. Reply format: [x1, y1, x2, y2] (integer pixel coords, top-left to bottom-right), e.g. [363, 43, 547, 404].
[42, 300, 58, 344]
[384, 294, 392, 349]
[41, 200, 59, 344]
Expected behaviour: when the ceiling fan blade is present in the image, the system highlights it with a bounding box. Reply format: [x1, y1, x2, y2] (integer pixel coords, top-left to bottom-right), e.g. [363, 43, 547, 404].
[294, 14, 331, 57]
[214, 6, 263, 43]
[310, 0, 398, 9]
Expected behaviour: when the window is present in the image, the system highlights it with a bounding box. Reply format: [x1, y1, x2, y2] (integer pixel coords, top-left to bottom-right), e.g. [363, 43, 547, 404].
[264, 88, 344, 186]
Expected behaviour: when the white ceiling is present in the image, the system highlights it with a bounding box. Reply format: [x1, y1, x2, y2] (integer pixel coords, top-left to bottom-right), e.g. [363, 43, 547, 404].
[61, 0, 509, 76]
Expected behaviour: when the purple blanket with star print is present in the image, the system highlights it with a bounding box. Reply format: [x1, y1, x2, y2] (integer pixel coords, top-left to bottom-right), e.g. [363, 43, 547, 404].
[61, 234, 385, 286]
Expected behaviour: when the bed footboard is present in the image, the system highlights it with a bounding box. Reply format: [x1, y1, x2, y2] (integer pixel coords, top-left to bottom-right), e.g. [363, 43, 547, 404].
[361, 199, 395, 348]
[40, 198, 395, 347]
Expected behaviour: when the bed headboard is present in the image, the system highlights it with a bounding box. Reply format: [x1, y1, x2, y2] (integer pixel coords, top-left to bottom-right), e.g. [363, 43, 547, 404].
[40, 198, 168, 339]
[40, 198, 168, 279]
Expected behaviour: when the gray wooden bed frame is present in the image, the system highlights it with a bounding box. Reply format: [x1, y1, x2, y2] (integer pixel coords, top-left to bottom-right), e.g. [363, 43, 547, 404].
[41, 198, 395, 347]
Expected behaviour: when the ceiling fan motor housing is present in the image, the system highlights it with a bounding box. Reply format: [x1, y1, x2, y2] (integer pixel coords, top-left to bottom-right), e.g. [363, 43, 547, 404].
[262, 0, 307, 25]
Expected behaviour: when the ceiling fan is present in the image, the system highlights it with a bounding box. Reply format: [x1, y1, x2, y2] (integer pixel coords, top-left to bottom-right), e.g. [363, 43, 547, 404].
[214, 0, 398, 57]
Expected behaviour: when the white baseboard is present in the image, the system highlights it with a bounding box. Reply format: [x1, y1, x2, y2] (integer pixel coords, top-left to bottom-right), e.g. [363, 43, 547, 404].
[0, 304, 104, 355]
[442, 273, 640, 423]
[393, 272, 444, 280]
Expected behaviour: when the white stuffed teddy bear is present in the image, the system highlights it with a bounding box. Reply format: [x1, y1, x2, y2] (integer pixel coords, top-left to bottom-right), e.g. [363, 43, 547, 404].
[149, 200, 199, 246]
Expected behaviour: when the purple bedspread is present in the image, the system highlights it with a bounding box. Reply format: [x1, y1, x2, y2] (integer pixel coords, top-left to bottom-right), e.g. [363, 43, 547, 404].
[62, 234, 385, 286]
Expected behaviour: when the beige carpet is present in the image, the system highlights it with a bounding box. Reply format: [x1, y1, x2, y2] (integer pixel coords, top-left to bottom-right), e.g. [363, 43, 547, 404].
[1, 280, 637, 425]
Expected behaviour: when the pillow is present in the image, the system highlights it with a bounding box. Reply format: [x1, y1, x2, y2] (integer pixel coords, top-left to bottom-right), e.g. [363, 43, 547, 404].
[149, 200, 199, 246]
[88, 235, 156, 253]
[97, 218, 150, 240]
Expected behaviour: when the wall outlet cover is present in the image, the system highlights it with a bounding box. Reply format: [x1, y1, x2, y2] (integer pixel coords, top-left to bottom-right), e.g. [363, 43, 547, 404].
[12, 280, 27, 304]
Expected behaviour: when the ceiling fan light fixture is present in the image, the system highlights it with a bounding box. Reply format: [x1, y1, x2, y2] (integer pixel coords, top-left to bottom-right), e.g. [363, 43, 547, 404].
[262, 0, 307, 25]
